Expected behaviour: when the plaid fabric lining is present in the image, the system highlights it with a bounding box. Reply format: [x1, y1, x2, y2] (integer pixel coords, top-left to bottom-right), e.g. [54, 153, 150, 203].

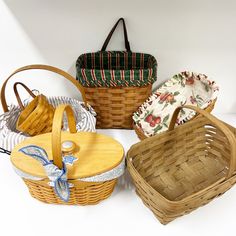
[76, 51, 157, 87]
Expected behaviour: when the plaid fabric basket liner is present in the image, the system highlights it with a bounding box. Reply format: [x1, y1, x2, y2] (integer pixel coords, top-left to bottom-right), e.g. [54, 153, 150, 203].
[76, 51, 157, 87]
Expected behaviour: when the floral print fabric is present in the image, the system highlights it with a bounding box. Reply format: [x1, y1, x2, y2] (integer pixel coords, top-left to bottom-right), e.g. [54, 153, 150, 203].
[133, 71, 219, 137]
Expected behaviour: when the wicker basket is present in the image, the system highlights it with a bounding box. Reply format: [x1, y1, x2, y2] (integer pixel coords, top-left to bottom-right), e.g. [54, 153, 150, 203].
[127, 105, 236, 224]
[14, 82, 55, 136]
[84, 85, 152, 128]
[76, 18, 157, 129]
[0, 64, 96, 152]
[11, 104, 124, 205]
[134, 100, 216, 140]
[133, 72, 218, 139]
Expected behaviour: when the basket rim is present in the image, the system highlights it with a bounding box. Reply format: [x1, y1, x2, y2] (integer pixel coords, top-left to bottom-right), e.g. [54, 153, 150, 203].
[82, 84, 152, 90]
[76, 51, 158, 72]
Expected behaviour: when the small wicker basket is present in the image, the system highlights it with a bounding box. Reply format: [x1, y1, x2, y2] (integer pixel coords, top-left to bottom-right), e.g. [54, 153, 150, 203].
[14, 82, 55, 136]
[11, 104, 124, 205]
[127, 105, 236, 224]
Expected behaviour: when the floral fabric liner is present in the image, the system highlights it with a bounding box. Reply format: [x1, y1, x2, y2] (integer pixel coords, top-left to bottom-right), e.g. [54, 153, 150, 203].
[133, 71, 219, 137]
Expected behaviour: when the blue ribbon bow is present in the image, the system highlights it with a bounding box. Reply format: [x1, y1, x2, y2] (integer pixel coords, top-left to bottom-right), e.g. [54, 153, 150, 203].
[19, 145, 70, 202]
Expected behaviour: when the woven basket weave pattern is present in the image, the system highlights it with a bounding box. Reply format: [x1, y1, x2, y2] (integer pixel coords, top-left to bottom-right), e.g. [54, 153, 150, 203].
[17, 95, 55, 136]
[127, 105, 236, 224]
[24, 179, 116, 205]
[84, 85, 152, 128]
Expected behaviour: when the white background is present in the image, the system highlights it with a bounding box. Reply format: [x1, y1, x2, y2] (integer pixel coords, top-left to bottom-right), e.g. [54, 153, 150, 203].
[0, 0, 236, 235]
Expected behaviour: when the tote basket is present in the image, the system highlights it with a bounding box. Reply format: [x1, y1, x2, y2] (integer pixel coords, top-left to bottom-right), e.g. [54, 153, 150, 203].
[11, 104, 125, 205]
[0, 65, 96, 152]
[133, 72, 218, 139]
[76, 18, 157, 128]
[14, 82, 55, 136]
[127, 105, 236, 224]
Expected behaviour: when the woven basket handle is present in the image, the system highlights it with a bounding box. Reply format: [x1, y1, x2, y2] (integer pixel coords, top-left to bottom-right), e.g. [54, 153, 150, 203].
[52, 104, 77, 169]
[13, 82, 36, 110]
[101, 17, 131, 51]
[1, 64, 87, 112]
[169, 105, 236, 178]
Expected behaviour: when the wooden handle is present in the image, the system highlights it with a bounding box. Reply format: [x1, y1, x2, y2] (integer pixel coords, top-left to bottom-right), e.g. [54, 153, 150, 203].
[52, 104, 77, 169]
[101, 17, 131, 51]
[1, 64, 87, 112]
[169, 105, 236, 178]
[13, 82, 36, 110]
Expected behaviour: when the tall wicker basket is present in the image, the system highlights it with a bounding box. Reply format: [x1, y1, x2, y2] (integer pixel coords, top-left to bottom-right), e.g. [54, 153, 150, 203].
[127, 105, 236, 224]
[76, 18, 157, 129]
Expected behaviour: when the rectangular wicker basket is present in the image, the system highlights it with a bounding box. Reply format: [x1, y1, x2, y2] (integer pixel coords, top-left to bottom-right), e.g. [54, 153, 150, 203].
[127, 105, 236, 224]
[76, 18, 157, 129]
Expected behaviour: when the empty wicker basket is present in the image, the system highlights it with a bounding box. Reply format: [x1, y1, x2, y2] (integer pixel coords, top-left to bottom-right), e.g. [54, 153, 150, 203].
[14, 82, 55, 136]
[127, 105, 236, 224]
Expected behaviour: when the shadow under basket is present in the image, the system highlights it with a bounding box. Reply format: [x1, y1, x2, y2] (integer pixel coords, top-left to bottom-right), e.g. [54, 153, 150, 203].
[24, 178, 117, 205]
[127, 105, 236, 224]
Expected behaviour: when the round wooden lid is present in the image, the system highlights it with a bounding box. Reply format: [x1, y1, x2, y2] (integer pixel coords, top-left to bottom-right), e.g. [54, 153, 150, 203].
[11, 132, 124, 179]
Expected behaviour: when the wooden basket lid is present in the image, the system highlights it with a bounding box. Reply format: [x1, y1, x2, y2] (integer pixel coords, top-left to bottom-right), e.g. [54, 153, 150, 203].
[11, 105, 124, 180]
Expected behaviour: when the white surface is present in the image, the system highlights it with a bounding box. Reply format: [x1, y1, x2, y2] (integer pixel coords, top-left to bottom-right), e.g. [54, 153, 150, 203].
[0, 114, 236, 236]
[1, 0, 236, 235]
[0, 0, 236, 113]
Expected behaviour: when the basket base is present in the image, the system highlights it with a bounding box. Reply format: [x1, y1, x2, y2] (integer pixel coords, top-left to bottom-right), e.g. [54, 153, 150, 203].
[24, 178, 117, 205]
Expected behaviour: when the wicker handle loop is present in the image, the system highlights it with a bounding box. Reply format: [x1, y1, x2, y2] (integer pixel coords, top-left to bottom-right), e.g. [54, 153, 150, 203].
[169, 105, 236, 178]
[101, 17, 131, 51]
[52, 104, 77, 169]
[1, 64, 87, 112]
[13, 82, 36, 110]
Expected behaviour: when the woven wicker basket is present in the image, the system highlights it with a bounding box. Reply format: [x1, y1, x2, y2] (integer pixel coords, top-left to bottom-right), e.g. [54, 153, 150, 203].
[84, 85, 152, 128]
[133, 72, 218, 139]
[13, 82, 55, 136]
[0, 65, 96, 153]
[134, 100, 216, 140]
[3, 65, 87, 137]
[76, 18, 157, 129]
[127, 105, 236, 224]
[11, 105, 124, 205]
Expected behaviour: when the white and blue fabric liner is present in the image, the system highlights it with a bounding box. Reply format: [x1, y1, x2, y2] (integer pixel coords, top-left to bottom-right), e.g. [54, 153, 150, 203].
[0, 94, 96, 152]
[19, 145, 70, 202]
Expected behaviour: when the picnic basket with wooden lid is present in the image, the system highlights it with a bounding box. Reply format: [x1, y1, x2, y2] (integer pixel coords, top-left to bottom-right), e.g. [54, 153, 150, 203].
[127, 105, 236, 224]
[76, 18, 157, 129]
[0, 64, 96, 152]
[10, 104, 124, 205]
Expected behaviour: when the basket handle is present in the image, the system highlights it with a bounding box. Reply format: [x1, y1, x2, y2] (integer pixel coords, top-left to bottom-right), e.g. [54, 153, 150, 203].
[52, 104, 77, 169]
[1, 64, 87, 112]
[13, 82, 36, 110]
[101, 17, 131, 52]
[169, 105, 236, 178]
